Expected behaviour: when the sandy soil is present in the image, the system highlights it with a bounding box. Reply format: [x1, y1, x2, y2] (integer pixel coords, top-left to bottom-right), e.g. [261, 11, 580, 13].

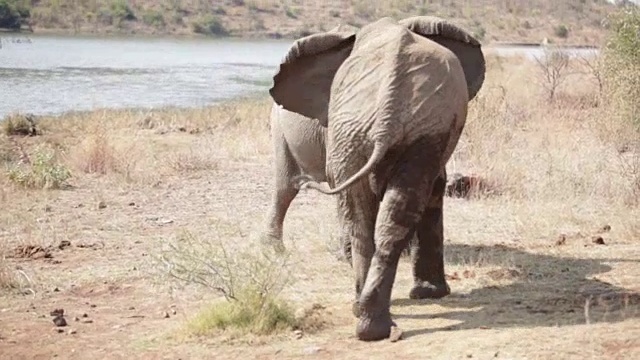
[1, 56, 639, 359]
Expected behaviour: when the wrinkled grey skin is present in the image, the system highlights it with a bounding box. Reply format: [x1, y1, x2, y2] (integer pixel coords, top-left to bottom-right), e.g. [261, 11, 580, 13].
[262, 102, 418, 260]
[269, 16, 485, 341]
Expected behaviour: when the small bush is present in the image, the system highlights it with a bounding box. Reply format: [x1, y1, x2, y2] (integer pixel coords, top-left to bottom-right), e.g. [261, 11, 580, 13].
[159, 229, 297, 336]
[602, 7, 640, 130]
[141, 10, 164, 27]
[188, 288, 296, 336]
[553, 24, 569, 38]
[6, 145, 71, 189]
[110, 0, 135, 21]
[2, 113, 37, 136]
[191, 15, 228, 36]
[0, 0, 30, 30]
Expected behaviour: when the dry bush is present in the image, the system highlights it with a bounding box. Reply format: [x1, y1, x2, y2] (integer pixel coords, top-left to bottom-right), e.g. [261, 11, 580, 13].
[165, 148, 219, 173]
[158, 224, 305, 337]
[454, 47, 640, 238]
[69, 126, 141, 182]
[534, 46, 571, 102]
[2, 113, 38, 137]
[5, 144, 72, 190]
[0, 255, 34, 294]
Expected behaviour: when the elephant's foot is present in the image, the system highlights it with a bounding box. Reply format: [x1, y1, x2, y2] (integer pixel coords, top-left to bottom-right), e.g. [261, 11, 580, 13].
[259, 232, 286, 254]
[356, 311, 397, 341]
[409, 280, 450, 299]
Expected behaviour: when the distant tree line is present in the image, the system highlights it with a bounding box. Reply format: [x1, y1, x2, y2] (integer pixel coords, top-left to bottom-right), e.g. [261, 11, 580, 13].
[0, 0, 30, 31]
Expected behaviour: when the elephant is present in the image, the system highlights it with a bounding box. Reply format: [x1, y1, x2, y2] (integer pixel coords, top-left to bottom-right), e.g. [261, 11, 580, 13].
[268, 16, 485, 341]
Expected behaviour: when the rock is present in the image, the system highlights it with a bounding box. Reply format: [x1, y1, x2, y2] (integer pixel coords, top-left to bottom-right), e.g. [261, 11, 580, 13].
[162, 311, 170, 319]
[82, 313, 88, 318]
[97, 201, 107, 210]
[53, 316, 67, 327]
[303, 346, 322, 355]
[55, 328, 64, 334]
[389, 326, 403, 342]
[600, 224, 611, 232]
[592, 236, 606, 245]
[556, 234, 567, 246]
[445, 173, 490, 199]
[50, 309, 64, 317]
[57, 241, 71, 250]
[128, 202, 136, 206]
[68, 329, 77, 335]
[81, 319, 93, 324]
[73, 317, 80, 322]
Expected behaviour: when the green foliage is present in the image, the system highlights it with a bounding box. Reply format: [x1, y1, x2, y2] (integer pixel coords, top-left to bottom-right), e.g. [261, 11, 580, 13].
[0, 0, 30, 30]
[97, 0, 135, 26]
[602, 7, 640, 128]
[188, 287, 297, 336]
[159, 229, 296, 336]
[6, 145, 72, 190]
[141, 9, 164, 27]
[191, 15, 228, 36]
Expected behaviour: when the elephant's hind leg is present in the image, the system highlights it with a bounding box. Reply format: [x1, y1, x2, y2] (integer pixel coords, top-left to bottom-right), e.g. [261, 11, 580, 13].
[262, 132, 299, 252]
[409, 170, 451, 300]
[336, 184, 378, 317]
[356, 139, 440, 341]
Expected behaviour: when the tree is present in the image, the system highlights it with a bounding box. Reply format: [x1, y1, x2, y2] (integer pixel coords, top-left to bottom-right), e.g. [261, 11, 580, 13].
[0, 0, 30, 31]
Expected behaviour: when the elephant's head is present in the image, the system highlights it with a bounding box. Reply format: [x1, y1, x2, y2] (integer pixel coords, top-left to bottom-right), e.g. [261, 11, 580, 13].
[269, 16, 486, 126]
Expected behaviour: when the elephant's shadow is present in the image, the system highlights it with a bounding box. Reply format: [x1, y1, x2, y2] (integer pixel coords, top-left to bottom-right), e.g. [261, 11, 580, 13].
[391, 244, 640, 339]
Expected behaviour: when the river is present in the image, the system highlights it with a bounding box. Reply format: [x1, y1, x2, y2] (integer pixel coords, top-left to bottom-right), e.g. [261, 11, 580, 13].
[0, 34, 599, 119]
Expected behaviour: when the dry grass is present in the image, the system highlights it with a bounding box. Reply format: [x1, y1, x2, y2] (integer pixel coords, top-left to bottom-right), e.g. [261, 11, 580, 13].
[0, 50, 639, 358]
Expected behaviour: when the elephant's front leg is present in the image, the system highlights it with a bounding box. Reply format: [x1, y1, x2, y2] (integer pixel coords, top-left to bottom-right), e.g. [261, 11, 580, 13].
[409, 170, 451, 300]
[356, 150, 437, 341]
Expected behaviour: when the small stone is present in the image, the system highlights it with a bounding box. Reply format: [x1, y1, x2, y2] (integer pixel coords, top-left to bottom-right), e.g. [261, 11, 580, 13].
[128, 306, 135, 310]
[97, 201, 107, 210]
[162, 311, 170, 319]
[601, 224, 611, 232]
[82, 313, 88, 318]
[57, 241, 71, 250]
[55, 328, 64, 333]
[73, 317, 80, 322]
[128, 202, 136, 206]
[50, 309, 64, 316]
[53, 316, 67, 327]
[555, 234, 566, 246]
[592, 236, 606, 245]
[389, 326, 403, 342]
[303, 346, 322, 355]
[293, 329, 303, 339]
[81, 319, 93, 324]
[171, 308, 177, 315]
[44, 205, 52, 212]
[68, 329, 77, 335]
[466, 353, 473, 358]
[90, 304, 97, 308]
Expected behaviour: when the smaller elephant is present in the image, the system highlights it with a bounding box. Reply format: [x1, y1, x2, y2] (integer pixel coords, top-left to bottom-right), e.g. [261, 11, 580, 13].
[262, 102, 417, 258]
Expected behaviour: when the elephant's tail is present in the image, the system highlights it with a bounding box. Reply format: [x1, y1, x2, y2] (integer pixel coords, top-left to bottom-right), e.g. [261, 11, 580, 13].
[302, 141, 388, 195]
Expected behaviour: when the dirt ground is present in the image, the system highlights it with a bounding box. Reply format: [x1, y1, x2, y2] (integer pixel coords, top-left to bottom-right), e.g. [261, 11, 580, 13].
[1, 56, 640, 359]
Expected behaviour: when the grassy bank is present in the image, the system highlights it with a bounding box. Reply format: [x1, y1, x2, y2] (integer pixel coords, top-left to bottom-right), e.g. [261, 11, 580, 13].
[1, 0, 628, 45]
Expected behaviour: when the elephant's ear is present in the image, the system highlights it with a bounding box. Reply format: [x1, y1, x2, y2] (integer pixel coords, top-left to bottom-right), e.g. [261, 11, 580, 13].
[399, 16, 486, 101]
[269, 30, 356, 126]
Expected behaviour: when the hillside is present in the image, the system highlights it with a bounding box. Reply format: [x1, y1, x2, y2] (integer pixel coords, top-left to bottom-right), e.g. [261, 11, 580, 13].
[7, 0, 629, 45]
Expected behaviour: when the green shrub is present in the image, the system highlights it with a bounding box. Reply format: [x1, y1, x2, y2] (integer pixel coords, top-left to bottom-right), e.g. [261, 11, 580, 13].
[191, 15, 228, 36]
[602, 7, 640, 129]
[141, 9, 164, 27]
[0, 0, 30, 30]
[159, 229, 297, 336]
[110, 0, 135, 21]
[6, 145, 72, 189]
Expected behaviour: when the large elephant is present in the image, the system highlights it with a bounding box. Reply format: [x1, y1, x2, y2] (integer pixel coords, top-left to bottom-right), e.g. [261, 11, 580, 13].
[268, 16, 485, 341]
